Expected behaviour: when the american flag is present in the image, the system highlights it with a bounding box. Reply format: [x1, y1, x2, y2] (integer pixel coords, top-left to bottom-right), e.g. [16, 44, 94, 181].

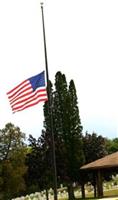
[7, 71, 48, 113]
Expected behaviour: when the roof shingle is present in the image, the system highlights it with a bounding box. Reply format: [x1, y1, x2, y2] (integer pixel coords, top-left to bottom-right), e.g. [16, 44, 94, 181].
[81, 151, 118, 170]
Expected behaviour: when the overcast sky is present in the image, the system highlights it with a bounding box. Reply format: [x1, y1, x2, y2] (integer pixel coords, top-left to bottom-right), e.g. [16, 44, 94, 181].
[0, 0, 117, 140]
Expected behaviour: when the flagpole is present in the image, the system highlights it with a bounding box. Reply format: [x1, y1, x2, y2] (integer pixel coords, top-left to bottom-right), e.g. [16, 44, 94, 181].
[40, 3, 58, 200]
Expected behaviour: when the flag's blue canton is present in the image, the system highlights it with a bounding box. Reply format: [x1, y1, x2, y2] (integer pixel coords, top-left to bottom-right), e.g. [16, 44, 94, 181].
[28, 71, 45, 91]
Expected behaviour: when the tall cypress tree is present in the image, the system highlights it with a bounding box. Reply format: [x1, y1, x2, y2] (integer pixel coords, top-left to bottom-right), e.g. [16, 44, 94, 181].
[64, 80, 84, 199]
[54, 72, 68, 138]
[43, 72, 85, 199]
[68, 80, 84, 170]
[53, 72, 69, 185]
[54, 73, 85, 199]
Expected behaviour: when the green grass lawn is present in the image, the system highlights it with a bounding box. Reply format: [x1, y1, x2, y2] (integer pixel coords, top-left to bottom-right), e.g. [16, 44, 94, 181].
[59, 188, 118, 200]
[85, 188, 118, 198]
[104, 188, 118, 196]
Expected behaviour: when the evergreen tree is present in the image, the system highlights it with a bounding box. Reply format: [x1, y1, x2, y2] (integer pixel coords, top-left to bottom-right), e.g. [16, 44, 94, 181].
[53, 72, 84, 199]
[42, 71, 85, 199]
[66, 79, 84, 199]
[53, 72, 69, 184]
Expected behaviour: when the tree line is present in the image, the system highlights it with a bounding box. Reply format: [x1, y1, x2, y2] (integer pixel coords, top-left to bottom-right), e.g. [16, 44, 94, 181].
[0, 71, 117, 200]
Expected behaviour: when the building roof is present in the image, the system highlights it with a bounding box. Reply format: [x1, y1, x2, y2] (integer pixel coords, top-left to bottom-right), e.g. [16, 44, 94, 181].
[81, 151, 118, 170]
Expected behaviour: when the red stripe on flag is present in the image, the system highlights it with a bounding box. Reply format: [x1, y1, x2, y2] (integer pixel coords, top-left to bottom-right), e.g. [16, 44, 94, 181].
[12, 95, 48, 113]
[11, 89, 47, 107]
[12, 98, 48, 113]
[7, 80, 28, 95]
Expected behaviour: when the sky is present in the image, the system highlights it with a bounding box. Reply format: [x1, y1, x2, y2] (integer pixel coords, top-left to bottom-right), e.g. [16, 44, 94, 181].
[0, 0, 117, 140]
